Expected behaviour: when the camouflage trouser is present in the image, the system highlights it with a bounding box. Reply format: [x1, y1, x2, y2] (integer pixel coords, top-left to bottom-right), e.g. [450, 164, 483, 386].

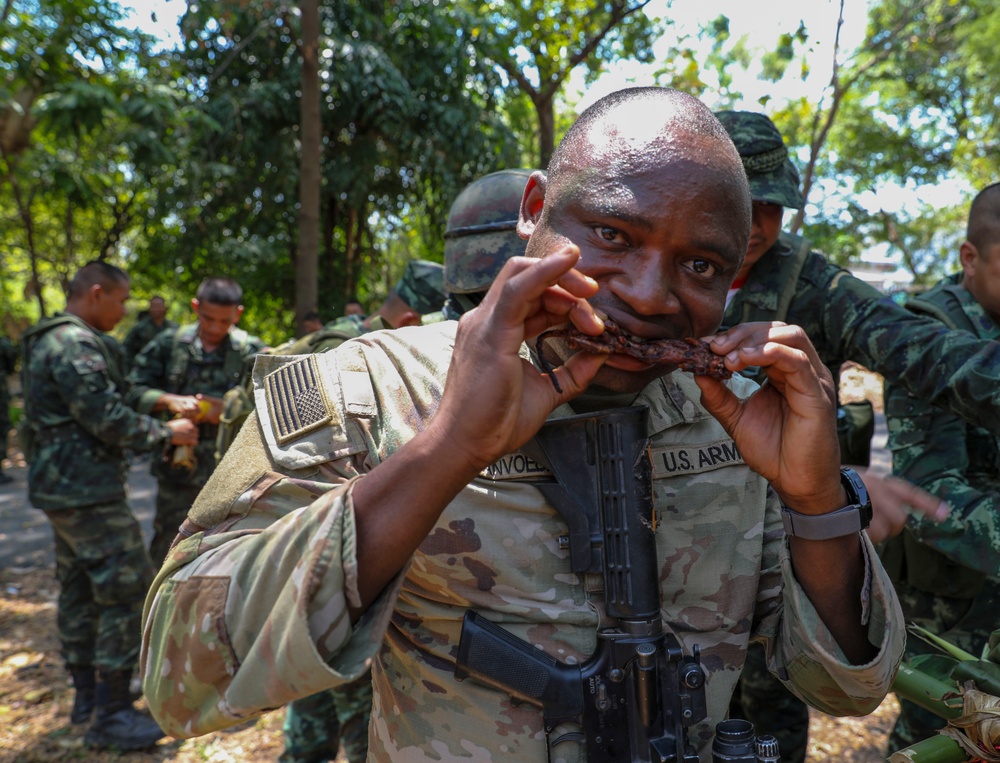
[44, 501, 155, 671]
[280, 671, 373, 763]
[728, 641, 809, 763]
[887, 579, 1000, 755]
[149, 481, 203, 568]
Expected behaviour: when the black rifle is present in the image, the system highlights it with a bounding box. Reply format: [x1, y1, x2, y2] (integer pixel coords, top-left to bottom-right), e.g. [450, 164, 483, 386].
[454, 406, 708, 762]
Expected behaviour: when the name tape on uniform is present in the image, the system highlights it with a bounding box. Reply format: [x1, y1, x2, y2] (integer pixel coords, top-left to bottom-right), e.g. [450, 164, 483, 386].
[480, 452, 553, 481]
[650, 438, 744, 478]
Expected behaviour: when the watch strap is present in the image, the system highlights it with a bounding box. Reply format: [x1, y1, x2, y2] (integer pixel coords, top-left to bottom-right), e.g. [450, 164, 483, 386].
[780, 468, 872, 540]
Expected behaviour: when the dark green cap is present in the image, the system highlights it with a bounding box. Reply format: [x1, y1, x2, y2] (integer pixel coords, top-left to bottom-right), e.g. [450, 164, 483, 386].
[394, 260, 446, 315]
[715, 110, 805, 210]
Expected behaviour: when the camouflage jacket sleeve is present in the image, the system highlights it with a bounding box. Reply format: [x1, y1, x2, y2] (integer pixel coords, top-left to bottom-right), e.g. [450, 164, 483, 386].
[737, 239, 1000, 432]
[884, 371, 1000, 578]
[125, 329, 175, 412]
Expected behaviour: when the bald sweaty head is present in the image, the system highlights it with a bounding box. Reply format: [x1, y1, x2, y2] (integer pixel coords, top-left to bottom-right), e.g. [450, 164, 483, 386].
[544, 87, 751, 248]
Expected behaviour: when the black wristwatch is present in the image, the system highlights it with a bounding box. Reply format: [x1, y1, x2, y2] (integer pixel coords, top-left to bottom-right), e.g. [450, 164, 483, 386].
[780, 467, 872, 540]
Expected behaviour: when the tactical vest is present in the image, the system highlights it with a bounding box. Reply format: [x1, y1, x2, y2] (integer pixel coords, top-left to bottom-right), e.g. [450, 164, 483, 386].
[880, 279, 998, 600]
[724, 232, 811, 329]
[19, 315, 119, 462]
[166, 324, 253, 393]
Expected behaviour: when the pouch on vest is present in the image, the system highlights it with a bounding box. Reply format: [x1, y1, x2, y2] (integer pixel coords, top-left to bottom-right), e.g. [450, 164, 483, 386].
[836, 400, 875, 467]
[880, 530, 984, 601]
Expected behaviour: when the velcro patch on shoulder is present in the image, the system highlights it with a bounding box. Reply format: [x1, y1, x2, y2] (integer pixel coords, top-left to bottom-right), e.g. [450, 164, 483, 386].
[263, 355, 334, 444]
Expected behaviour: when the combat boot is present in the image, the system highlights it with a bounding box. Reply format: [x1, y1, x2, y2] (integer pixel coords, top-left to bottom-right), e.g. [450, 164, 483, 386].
[83, 669, 165, 750]
[67, 664, 96, 724]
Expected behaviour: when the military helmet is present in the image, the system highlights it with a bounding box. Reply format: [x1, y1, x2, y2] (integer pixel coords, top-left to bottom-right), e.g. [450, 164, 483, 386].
[444, 169, 535, 294]
[715, 111, 806, 210]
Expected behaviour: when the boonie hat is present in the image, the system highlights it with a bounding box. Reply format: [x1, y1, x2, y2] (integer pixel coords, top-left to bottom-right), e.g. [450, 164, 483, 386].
[715, 110, 806, 210]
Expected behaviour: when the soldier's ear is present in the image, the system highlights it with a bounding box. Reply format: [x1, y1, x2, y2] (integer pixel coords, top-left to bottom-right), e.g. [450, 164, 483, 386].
[190, 298, 200, 315]
[959, 241, 979, 274]
[517, 171, 547, 239]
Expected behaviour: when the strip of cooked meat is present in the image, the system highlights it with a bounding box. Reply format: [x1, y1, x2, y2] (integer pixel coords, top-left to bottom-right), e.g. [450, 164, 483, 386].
[534, 317, 730, 392]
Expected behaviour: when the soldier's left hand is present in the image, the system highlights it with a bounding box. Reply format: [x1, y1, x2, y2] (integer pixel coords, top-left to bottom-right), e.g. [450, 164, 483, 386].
[696, 322, 844, 514]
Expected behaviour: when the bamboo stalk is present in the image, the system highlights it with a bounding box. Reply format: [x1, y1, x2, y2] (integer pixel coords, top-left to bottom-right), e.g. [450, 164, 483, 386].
[888, 734, 970, 763]
[909, 624, 979, 662]
[893, 663, 964, 720]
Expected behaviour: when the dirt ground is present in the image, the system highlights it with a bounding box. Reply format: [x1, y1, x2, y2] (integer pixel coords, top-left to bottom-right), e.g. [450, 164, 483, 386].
[0, 367, 900, 763]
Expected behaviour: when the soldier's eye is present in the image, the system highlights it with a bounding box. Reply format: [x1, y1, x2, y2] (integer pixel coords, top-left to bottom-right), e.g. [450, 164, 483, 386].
[596, 226, 625, 244]
[688, 259, 717, 277]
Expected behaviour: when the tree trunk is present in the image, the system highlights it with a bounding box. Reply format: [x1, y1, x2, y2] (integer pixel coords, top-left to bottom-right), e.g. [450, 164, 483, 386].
[295, 0, 321, 337]
[538, 95, 556, 168]
[345, 206, 358, 306]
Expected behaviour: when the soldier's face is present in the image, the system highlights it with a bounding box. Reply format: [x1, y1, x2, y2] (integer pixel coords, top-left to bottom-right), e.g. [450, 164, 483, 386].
[521, 134, 748, 394]
[148, 298, 167, 321]
[740, 201, 783, 278]
[93, 282, 130, 332]
[192, 300, 242, 347]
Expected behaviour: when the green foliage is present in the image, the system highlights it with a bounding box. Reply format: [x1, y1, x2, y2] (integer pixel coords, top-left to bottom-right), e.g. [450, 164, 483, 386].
[139, 0, 520, 338]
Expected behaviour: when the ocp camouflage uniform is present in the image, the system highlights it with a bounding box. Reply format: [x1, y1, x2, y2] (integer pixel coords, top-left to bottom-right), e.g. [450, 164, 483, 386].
[270, 313, 374, 763]
[215, 312, 424, 763]
[141, 321, 906, 763]
[21, 313, 172, 672]
[718, 110, 1000, 763]
[127, 323, 264, 565]
[881, 272, 1000, 753]
[122, 314, 177, 370]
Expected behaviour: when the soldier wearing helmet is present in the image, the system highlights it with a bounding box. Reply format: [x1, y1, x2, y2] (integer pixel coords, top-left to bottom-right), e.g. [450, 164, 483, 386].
[442, 168, 536, 319]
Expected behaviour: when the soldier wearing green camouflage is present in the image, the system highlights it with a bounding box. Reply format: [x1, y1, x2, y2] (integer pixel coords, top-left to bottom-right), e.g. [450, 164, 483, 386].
[121, 295, 177, 370]
[718, 111, 1000, 763]
[0, 333, 17, 484]
[141, 89, 906, 762]
[127, 277, 265, 566]
[21, 261, 199, 750]
[882, 183, 1000, 754]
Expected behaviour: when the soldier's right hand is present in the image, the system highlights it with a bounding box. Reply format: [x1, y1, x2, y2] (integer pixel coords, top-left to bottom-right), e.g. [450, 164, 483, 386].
[165, 418, 199, 445]
[430, 247, 606, 473]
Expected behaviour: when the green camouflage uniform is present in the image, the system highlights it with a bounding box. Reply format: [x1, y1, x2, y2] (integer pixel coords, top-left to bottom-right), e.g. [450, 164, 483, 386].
[718, 110, 1000, 762]
[141, 321, 905, 762]
[0, 334, 16, 477]
[127, 323, 264, 566]
[881, 273, 1000, 753]
[21, 313, 172, 671]
[122, 315, 178, 370]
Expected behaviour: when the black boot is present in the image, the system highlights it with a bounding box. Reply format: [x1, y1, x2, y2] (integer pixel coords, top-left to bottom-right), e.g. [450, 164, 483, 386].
[68, 665, 96, 724]
[84, 669, 166, 750]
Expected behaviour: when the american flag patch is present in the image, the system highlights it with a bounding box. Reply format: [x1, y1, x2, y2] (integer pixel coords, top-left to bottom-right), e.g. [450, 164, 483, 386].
[264, 355, 334, 444]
